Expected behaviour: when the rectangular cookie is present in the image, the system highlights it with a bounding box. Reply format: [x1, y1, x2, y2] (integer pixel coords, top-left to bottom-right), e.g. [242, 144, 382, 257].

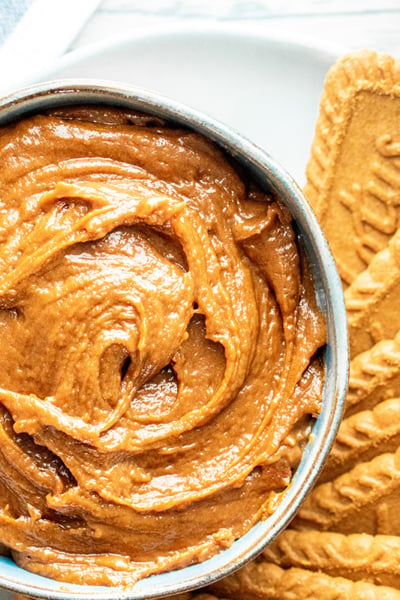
[320, 397, 400, 483]
[207, 560, 400, 600]
[347, 331, 400, 416]
[263, 529, 400, 588]
[345, 229, 400, 359]
[304, 50, 400, 288]
[294, 446, 400, 536]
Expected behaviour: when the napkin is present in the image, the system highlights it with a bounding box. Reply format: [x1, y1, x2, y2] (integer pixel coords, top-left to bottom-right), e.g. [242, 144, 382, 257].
[0, 0, 34, 45]
[0, 0, 101, 95]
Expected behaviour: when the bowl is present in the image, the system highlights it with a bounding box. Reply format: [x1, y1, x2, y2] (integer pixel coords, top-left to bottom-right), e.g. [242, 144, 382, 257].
[0, 81, 348, 600]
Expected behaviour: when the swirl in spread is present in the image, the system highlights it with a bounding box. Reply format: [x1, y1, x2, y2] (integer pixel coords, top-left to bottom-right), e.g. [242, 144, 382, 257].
[0, 106, 326, 586]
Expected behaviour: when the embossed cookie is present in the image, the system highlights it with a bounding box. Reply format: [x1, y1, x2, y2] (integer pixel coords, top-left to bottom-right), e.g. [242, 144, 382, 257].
[345, 229, 400, 359]
[304, 50, 400, 287]
[294, 447, 400, 535]
[263, 530, 400, 588]
[320, 397, 400, 483]
[208, 560, 400, 599]
[347, 332, 400, 416]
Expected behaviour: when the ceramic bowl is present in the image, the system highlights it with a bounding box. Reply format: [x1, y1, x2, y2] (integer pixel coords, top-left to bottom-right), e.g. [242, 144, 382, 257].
[0, 81, 348, 600]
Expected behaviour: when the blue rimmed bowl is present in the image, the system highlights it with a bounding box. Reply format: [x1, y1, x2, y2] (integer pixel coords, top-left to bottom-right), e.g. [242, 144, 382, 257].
[0, 81, 348, 600]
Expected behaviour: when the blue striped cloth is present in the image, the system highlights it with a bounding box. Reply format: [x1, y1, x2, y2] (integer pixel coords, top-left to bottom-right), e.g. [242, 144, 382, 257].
[0, 0, 33, 45]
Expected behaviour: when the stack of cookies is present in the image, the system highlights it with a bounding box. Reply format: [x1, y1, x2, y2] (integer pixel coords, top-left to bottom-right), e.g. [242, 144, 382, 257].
[167, 50, 400, 600]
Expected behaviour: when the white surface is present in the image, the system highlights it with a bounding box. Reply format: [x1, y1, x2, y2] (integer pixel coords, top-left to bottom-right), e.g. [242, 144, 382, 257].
[25, 24, 344, 186]
[75, 0, 400, 57]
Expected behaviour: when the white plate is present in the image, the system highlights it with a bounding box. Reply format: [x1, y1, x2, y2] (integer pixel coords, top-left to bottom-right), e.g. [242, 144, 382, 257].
[30, 23, 346, 185]
[0, 25, 346, 600]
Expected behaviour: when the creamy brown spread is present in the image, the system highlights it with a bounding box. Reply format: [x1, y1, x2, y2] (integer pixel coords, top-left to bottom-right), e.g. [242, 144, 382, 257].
[0, 106, 326, 586]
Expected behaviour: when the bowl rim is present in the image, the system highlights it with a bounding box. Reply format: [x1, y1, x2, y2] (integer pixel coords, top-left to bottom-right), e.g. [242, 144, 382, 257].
[0, 80, 349, 600]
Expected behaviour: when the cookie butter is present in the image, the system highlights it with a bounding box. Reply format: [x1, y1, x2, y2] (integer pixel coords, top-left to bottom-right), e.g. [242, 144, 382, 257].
[0, 106, 326, 586]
